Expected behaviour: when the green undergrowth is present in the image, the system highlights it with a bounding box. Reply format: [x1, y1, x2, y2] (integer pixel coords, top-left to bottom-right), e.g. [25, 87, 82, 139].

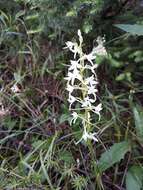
[0, 0, 143, 189]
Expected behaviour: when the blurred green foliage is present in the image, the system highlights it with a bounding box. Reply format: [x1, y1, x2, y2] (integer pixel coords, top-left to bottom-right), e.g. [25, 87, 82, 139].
[1, 0, 143, 189]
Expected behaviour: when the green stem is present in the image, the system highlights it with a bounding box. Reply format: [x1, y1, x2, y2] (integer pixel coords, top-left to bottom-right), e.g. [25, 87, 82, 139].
[88, 141, 104, 190]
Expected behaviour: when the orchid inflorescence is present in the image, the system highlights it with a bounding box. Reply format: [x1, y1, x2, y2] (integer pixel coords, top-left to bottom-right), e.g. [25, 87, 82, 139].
[65, 30, 107, 144]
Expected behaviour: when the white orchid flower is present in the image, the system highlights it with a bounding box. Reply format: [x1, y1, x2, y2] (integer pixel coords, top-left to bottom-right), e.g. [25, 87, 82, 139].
[69, 60, 81, 71]
[68, 95, 77, 109]
[81, 96, 96, 108]
[71, 112, 79, 124]
[65, 68, 82, 85]
[76, 125, 98, 144]
[65, 41, 80, 58]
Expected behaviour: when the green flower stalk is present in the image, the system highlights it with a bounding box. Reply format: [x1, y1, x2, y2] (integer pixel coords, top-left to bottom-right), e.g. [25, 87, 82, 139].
[65, 30, 107, 144]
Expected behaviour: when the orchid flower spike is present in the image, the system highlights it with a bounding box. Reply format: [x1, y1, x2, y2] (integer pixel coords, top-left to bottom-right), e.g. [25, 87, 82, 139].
[65, 30, 106, 144]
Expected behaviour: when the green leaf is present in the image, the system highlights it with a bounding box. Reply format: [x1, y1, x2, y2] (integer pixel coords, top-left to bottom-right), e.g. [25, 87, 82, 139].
[126, 165, 143, 190]
[59, 113, 71, 123]
[2, 116, 17, 129]
[98, 141, 131, 172]
[108, 54, 121, 68]
[27, 27, 43, 34]
[66, 10, 76, 17]
[114, 24, 143, 36]
[59, 151, 74, 165]
[25, 13, 39, 20]
[15, 10, 25, 18]
[116, 73, 126, 81]
[133, 106, 143, 142]
[116, 72, 131, 82]
[14, 72, 23, 83]
[83, 23, 92, 34]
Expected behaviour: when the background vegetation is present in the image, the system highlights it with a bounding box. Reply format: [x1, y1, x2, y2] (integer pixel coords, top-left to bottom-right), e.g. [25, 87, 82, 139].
[0, 0, 143, 189]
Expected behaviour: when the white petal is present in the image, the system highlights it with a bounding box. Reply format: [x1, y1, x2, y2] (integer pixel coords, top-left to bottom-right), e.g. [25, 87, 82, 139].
[75, 130, 98, 144]
[70, 112, 79, 124]
[66, 84, 74, 94]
